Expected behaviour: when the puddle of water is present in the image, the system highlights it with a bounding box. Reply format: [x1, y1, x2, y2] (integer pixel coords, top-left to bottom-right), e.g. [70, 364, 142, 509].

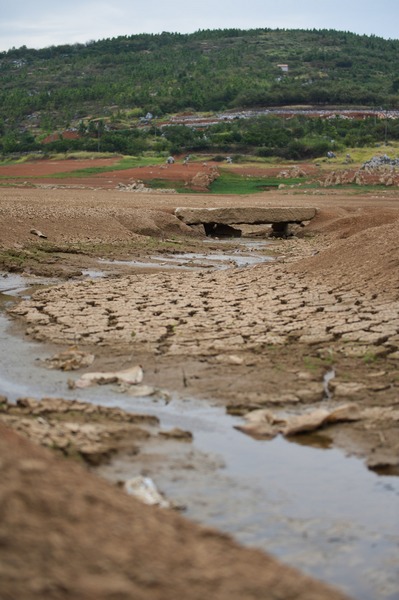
[97, 238, 275, 272]
[98, 396, 399, 600]
[98, 257, 202, 271]
[81, 269, 108, 279]
[99, 250, 274, 272]
[164, 251, 273, 268]
[0, 272, 59, 296]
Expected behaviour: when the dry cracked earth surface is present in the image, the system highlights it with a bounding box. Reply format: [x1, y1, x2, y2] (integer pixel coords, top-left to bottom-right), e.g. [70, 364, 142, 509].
[1, 183, 399, 600]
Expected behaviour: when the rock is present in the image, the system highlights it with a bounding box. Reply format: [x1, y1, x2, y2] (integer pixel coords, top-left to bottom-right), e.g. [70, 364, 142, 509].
[237, 404, 361, 439]
[282, 408, 331, 435]
[43, 347, 95, 371]
[367, 453, 399, 474]
[214, 354, 244, 365]
[283, 404, 361, 435]
[158, 428, 193, 441]
[330, 382, 366, 398]
[175, 207, 317, 225]
[124, 476, 171, 508]
[189, 169, 219, 190]
[295, 383, 325, 403]
[126, 385, 157, 397]
[235, 409, 281, 440]
[30, 228, 47, 238]
[74, 365, 144, 388]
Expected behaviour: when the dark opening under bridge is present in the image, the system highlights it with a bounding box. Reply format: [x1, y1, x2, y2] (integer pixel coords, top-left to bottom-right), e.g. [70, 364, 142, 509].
[175, 207, 317, 237]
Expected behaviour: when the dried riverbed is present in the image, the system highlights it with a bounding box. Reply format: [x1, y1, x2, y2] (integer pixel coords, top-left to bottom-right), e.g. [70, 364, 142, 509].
[1, 229, 399, 600]
[8, 234, 399, 472]
[2, 183, 399, 600]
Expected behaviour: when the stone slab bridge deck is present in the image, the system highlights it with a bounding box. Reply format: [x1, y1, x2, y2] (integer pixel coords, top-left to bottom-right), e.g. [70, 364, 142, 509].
[175, 207, 317, 237]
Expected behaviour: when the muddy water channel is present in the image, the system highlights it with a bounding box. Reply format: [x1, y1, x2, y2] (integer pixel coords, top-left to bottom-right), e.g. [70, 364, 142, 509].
[1, 241, 399, 600]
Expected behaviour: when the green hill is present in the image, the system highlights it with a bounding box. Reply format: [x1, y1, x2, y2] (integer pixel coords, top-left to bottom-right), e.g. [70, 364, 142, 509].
[1, 28, 399, 156]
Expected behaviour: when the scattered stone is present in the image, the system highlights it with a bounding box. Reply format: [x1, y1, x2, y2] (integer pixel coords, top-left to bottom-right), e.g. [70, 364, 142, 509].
[367, 453, 399, 474]
[235, 409, 278, 439]
[214, 354, 244, 365]
[237, 403, 361, 439]
[158, 428, 193, 441]
[117, 181, 177, 194]
[277, 166, 307, 179]
[126, 385, 158, 397]
[43, 347, 95, 371]
[0, 399, 155, 464]
[361, 154, 399, 169]
[329, 382, 366, 398]
[365, 371, 386, 378]
[30, 228, 47, 238]
[124, 476, 171, 508]
[283, 404, 361, 435]
[295, 383, 325, 403]
[73, 365, 143, 388]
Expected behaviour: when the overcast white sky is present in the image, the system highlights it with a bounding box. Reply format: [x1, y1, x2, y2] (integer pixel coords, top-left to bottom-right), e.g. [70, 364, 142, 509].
[0, 0, 398, 52]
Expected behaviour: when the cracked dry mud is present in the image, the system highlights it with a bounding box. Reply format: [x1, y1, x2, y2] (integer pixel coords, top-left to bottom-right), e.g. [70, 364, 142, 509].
[10, 229, 399, 472]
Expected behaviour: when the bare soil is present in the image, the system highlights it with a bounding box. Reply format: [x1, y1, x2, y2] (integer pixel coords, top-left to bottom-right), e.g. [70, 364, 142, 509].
[0, 157, 220, 190]
[1, 162, 399, 599]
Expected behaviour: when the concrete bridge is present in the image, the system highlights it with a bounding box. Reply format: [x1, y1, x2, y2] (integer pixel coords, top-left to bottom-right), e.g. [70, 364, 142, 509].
[175, 207, 317, 237]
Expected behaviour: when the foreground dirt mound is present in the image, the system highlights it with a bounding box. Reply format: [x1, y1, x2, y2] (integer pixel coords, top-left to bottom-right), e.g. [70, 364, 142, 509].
[0, 424, 349, 600]
[292, 210, 399, 298]
[0, 189, 197, 249]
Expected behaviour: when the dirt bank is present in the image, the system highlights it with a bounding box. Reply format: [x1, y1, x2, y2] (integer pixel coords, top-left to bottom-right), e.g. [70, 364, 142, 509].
[1, 423, 350, 600]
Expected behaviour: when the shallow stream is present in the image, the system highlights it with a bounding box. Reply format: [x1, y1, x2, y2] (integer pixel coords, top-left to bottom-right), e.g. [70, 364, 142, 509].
[1, 242, 398, 600]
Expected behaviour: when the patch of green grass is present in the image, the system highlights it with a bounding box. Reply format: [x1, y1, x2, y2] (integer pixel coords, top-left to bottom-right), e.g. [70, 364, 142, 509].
[323, 183, 395, 193]
[303, 356, 319, 372]
[362, 351, 378, 363]
[50, 151, 118, 160]
[209, 169, 304, 194]
[314, 143, 399, 167]
[0, 247, 51, 270]
[46, 155, 165, 179]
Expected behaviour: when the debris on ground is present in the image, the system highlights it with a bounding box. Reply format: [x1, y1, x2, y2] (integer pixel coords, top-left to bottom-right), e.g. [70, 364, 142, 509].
[0, 396, 158, 465]
[123, 475, 172, 508]
[42, 346, 95, 370]
[30, 228, 47, 238]
[72, 364, 144, 388]
[236, 403, 361, 439]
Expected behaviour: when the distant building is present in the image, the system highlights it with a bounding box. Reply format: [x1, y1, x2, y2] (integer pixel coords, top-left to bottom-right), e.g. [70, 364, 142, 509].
[277, 64, 289, 73]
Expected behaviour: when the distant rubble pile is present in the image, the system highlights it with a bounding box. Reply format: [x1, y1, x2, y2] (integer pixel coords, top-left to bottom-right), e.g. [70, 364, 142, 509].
[188, 167, 219, 190]
[277, 166, 307, 179]
[117, 180, 177, 193]
[361, 154, 399, 170]
[319, 155, 399, 187]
